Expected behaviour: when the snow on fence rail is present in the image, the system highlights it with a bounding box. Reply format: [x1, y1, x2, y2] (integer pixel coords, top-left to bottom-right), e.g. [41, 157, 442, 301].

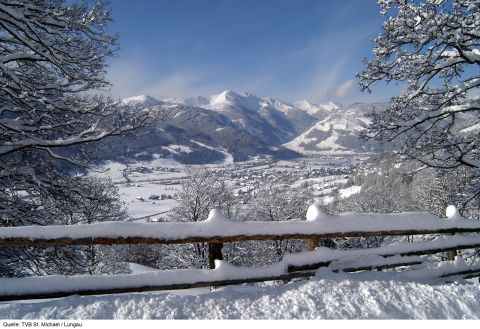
[0, 206, 479, 246]
[1, 205, 480, 301]
[285, 235, 480, 272]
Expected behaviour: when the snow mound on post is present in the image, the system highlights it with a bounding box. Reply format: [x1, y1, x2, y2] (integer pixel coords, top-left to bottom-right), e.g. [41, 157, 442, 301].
[445, 205, 462, 221]
[205, 209, 228, 223]
[306, 204, 328, 222]
[454, 255, 466, 267]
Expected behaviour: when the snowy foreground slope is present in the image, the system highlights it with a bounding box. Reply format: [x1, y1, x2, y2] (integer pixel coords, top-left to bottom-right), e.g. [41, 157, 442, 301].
[1, 272, 480, 319]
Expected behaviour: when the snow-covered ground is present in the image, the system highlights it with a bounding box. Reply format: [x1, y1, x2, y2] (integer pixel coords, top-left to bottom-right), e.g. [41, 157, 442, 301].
[338, 185, 362, 199]
[88, 156, 359, 220]
[118, 183, 178, 220]
[3, 156, 478, 319]
[1, 271, 479, 319]
[190, 139, 234, 165]
[89, 159, 184, 219]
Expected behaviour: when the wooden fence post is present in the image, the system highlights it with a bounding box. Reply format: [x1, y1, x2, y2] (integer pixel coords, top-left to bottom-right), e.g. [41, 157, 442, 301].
[446, 206, 459, 261]
[208, 243, 223, 269]
[447, 234, 457, 261]
[447, 249, 457, 261]
[307, 237, 320, 251]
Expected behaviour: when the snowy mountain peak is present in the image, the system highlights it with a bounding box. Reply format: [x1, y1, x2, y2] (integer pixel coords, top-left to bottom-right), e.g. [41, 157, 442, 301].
[210, 90, 238, 104]
[298, 99, 340, 111]
[294, 99, 313, 108]
[122, 95, 162, 107]
[293, 99, 338, 117]
[211, 90, 257, 101]
[168, 90, 261, 111]
[209, 90, 262, 112]
[320, 101, 341, 111]
[294, 99, 317, 114]
[164, 90, 341, 118]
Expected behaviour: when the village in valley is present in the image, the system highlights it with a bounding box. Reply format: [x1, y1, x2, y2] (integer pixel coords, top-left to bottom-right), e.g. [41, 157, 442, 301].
[96, 155, 364, 222]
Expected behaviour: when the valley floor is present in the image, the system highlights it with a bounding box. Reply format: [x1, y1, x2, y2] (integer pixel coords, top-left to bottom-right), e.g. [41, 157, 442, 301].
[1, 271, 479, 319]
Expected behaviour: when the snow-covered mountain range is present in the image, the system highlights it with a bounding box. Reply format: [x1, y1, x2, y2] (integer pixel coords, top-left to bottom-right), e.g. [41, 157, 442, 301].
[169, 90, 338, 121]
[98, 91, 387, 164]
[168, 90, 331, 145]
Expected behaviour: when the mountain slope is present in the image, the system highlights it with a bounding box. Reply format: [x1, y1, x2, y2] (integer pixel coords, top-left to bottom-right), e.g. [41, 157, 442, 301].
[95, 96, 300, 164]
[294, 99, 340, 119]
[122, 95, 165, 107]
[169, 90, 320, 145]
[284, 103, 387, 155]
[158, 104, 299, 162]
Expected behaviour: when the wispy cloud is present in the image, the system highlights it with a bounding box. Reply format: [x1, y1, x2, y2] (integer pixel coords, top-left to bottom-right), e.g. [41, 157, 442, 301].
[334, 79, 356, 99]
[106, 57, 223, 100]
[293, 22, 377, 103]
[106, 59, 149, 99]
[143, 72, 213, 99]
[303, 63, 341, 102]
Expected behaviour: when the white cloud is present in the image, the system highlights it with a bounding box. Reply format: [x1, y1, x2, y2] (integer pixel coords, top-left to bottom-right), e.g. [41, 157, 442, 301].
[302, 58, 348, 103]
[143, 72, 206, 99]
[106, 59, 148, 99]
[106, 57, 223, 100]
[334, 79, 356, 98]
[291, 22, 380, 104]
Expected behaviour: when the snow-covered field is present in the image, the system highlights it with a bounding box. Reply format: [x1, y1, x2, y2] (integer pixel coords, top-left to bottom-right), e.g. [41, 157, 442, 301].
[89, 159, 185, 219]
[118, 182, 178, 219]
[88, 156, 359, 220]
[1, 272, 479, 319]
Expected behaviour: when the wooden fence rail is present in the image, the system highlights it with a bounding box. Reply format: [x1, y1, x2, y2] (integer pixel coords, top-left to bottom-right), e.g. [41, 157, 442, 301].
[286, 236, 480, 272]
[2, 227, 480, 247]
[0, 271, 316, 302]
[0, 251, 478, 302]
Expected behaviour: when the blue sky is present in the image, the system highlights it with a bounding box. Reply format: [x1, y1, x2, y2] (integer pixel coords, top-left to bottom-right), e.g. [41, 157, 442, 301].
[106, 0, 402, 104]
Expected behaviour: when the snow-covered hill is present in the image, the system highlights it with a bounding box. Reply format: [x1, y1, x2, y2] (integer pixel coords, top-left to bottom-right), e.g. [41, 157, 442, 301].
[284, 103, 387, 155]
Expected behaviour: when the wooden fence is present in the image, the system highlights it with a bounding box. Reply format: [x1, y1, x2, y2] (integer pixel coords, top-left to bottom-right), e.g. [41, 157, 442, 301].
[0, 206, 480, 301]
